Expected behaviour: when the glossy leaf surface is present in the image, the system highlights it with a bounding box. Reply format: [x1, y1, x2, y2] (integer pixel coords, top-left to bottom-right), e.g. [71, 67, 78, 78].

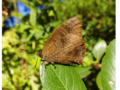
[101, 39, 116, 90]
[40, 62, 87, 90]
[92, 40, 107, 60]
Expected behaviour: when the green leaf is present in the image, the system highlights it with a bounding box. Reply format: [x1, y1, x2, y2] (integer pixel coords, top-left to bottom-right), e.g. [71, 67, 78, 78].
[2, 73, 16, 90]
[92, 39, 107, 60]
[96, 71, 103, 90]
[48, 10, 55, 16]
[34, 25, 44, 39]
[17, 23, 31, 33]
[40, 62, 87, 90]
[29, 9, 37, 26]
[75, 66, 92, 78]
[83, 53, 94, 66]
[101, 39, 116, 90]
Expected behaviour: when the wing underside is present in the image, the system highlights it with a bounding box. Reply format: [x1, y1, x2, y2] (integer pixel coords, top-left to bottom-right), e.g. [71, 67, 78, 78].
[42, 16, 86, 64]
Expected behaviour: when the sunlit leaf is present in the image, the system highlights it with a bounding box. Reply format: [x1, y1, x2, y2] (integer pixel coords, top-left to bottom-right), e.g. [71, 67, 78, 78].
[29, 9, 37, 26]
[101, 39, 116, 90]
[2, 73, 16, 90]
[83, 53, 93, 66]
[92, 39, 107, 60]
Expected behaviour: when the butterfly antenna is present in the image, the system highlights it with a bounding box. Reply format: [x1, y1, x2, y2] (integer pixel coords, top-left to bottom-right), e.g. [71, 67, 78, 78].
[34, 57, 38, 68]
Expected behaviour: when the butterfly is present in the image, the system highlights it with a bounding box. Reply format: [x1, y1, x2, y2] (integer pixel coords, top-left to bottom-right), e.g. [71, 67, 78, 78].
[37, 16, 86, 67]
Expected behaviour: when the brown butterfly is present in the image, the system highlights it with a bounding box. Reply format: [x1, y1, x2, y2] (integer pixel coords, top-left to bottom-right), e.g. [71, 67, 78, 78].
[37, 16, 86, 67]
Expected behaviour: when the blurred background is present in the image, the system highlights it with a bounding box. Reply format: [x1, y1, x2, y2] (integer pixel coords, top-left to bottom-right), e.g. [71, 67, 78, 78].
[2, 0, 115, 90]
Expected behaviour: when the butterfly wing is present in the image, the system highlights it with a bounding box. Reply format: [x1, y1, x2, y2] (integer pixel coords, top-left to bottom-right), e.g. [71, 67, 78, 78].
[42, 16, 86, 64]
[50, 34, 86, 64]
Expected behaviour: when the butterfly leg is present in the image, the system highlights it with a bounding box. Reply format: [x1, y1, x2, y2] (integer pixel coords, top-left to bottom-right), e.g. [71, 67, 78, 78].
[43, 61, 49, 70]
[51, 62, 56, 70]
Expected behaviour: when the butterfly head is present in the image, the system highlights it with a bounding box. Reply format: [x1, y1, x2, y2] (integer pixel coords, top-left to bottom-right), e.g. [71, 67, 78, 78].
[37, 51, 42, 58]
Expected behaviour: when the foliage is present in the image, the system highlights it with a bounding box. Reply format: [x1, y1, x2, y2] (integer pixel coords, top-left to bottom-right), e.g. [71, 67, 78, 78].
[101, 39, 116, 90]
[2, 0, 115, 90]
[40, 63, 87, 90]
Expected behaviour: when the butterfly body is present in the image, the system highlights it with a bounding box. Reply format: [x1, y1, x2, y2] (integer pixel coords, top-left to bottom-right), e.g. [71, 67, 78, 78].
[38, 16, 86, 65]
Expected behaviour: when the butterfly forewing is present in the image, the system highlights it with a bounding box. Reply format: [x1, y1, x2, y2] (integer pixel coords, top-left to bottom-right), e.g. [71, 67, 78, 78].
[41, 16, 86, 65]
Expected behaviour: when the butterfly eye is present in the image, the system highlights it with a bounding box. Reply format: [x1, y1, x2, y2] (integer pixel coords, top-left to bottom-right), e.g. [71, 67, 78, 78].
[39, 54, 42, 57]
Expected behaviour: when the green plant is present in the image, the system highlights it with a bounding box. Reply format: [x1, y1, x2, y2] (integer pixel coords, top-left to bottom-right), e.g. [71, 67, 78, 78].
[2, 0, 115, 90]
[39, 39, 115, 90]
